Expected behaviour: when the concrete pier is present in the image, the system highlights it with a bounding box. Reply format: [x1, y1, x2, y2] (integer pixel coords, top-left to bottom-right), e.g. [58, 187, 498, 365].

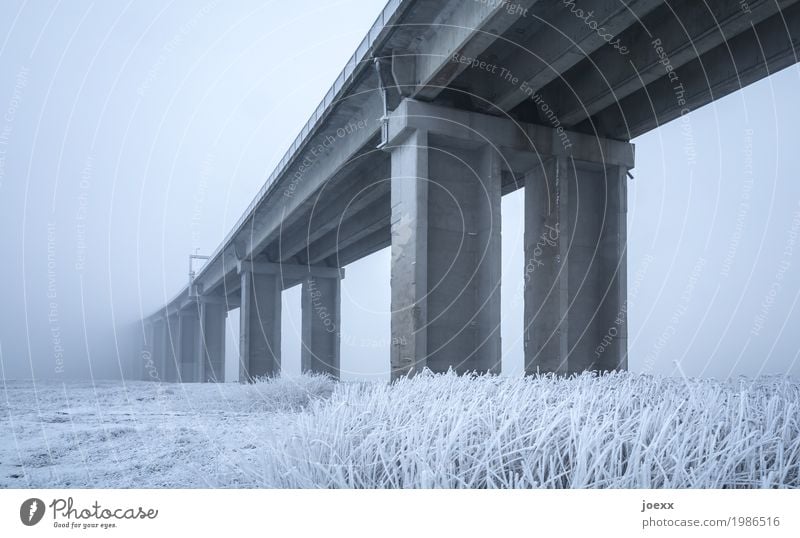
[387, 107, 502, 379]
[166, 314, 180, 382]
[384, 99, 632, 379]
[139, 321, 154, 381]
[524, 157, 629, 375]
[300, 272, 342, 377]
[151, 318, 167, 381]
[178, 309, 200, 382]
[238, 263, 282, 382]
[197, 299, 227, 382]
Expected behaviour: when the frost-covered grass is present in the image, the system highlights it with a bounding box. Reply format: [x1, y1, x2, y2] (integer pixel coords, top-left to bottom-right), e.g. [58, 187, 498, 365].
[256, 372, 800, 488]
[1, 371, 798, 488]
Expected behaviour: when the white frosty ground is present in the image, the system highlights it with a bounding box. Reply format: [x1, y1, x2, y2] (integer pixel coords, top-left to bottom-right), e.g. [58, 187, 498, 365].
[1, 372, 798, 488]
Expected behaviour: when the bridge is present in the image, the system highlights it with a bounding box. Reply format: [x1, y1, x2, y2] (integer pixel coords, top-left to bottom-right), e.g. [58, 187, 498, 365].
[139, 0, 800, 382]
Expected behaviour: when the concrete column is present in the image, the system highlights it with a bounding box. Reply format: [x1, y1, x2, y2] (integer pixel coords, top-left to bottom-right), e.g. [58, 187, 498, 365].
[178, 309, 200, 382]
[139, 322, 155, 381]
[166, 314, 180, 382]
[524, 156, 628, 375]
[300, 273, 342, 378]
[389, 128, 502, 379]
[151, 318, 168, 381]
[197, 301, 227, 382]
[239, 268, 281, 382]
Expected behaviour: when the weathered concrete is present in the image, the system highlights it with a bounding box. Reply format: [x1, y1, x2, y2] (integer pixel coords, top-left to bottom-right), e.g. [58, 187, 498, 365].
[300, 273, 342, 377]
[387, 119, 502, 379]
[524, 156, 628, 375]
[238, 265, 281, 382]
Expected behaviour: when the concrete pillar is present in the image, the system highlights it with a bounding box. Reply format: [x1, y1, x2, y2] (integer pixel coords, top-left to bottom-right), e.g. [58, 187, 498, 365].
[300, 273, 342, 378]
[197, 301, 227, 382]
[239, 268, 281, 382]
[147, 318, 164, 381]
[153, 318, 171, 381]
[388, 128, 502, 379]
[524, 156, 628, 375]
[140, 321, 154, 381]
[166, 314, 180, 382]
[178, 309, 200, 382]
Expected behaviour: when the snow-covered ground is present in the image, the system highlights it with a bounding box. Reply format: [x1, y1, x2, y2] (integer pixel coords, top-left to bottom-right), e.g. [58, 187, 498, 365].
[1, 372, 798, 488]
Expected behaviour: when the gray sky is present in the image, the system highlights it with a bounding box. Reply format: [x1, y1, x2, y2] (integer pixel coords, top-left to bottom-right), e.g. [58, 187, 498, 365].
[1, 0, 798, 382]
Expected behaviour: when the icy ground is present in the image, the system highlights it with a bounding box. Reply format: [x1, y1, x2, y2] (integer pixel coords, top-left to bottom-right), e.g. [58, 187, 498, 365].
[1, 372, 798, 488]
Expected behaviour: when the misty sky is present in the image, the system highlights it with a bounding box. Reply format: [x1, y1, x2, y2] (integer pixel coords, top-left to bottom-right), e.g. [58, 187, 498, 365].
[1, 0, 799, 382]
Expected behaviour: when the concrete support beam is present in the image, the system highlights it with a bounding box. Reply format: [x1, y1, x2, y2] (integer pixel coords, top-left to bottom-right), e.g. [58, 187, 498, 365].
[239, 94, 384, 264]
[274, 173, 389, 263]
[238, 260, 342, 285]
[388, 126, 502, 379]
[178, 309, 200, 382]
[238, 268, 281, 382]
[197, 301, 227, 382]
[300, 273, 342, 378]
[305, 202, 390, 264]
[524, 156, 628, 375]
[327, 226, 391, 268]
[387, 99, 635, 169]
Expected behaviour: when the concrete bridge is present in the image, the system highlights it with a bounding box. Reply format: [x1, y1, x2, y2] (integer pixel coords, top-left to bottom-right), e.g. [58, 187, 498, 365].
[140, 0, 800, 382]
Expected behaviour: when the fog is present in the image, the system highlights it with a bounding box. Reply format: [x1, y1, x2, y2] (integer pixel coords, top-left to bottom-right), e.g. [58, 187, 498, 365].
[1, 0, 798, 382]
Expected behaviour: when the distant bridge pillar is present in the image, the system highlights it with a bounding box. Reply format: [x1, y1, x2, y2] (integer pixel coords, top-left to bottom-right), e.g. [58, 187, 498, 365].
[524, 156, 629, 375]
[178, 308, 200, 382]
[386, 108, 502, 380]
[300, 269, 344, 378]
[150, 317, 168, 381]
[196, 299, 227, 382]
[166, 313, 181, 382]
[238, 262, 281, 382]
[138, 321, 153, 381]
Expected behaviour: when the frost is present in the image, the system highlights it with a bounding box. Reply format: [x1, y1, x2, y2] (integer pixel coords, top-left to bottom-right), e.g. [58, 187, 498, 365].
[1, 371, 798, 488]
